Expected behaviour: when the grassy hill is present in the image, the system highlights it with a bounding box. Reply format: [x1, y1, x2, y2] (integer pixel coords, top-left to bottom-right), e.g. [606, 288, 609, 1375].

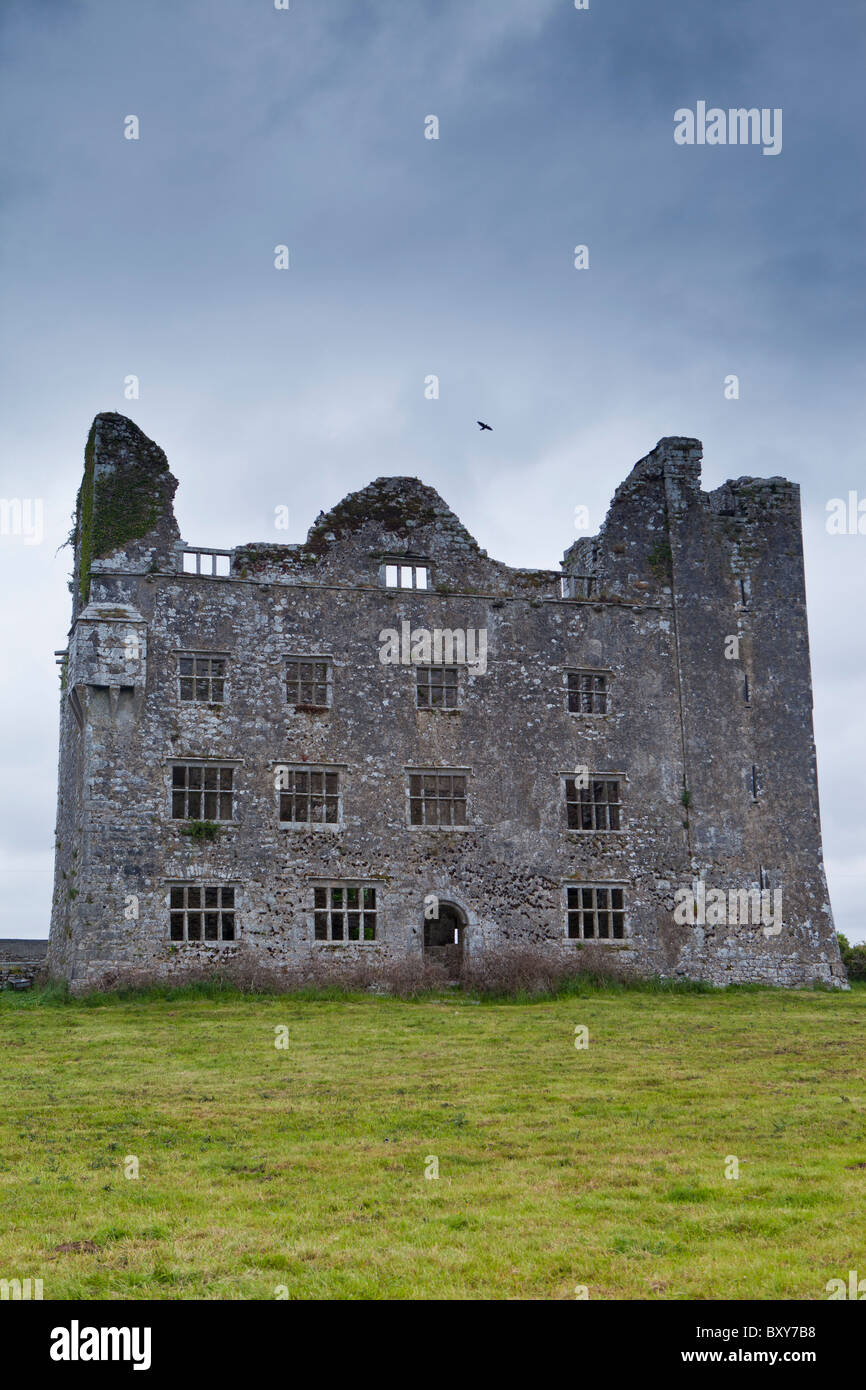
[1, 980, 864, 1299]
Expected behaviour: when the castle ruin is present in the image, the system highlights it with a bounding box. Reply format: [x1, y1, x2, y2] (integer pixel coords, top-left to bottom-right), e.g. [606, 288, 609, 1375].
[48, 413, 844, 990]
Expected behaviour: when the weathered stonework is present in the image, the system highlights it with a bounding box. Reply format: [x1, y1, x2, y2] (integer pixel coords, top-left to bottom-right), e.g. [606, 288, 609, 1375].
[48, 413, 844, 990]
[0, 939, 47, 989]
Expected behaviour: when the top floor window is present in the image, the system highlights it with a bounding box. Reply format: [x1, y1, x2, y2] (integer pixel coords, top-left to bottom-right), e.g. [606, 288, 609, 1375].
[181, 548, 232, 577]
[561, 575, 597, 600]
[383, 561, 429, 590]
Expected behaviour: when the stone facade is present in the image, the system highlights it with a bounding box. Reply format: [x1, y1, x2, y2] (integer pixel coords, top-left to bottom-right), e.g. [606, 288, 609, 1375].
[48, 413, 845, 990]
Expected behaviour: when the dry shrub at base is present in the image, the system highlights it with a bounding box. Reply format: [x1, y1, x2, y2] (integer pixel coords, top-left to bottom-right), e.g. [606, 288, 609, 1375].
[292, 951, 451, 998]
[458, 944, 631, 996]
[87, 944, 451, 1000]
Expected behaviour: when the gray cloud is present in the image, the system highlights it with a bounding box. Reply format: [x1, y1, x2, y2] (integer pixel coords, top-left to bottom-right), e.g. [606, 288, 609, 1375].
[1, 0, 863, 940]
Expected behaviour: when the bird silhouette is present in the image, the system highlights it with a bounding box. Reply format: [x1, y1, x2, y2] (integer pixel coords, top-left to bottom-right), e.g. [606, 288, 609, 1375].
[477, 421, 493, 431]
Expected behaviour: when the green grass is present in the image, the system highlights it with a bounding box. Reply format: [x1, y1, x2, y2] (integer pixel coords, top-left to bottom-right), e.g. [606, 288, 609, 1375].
[1, 980, 864, 1300]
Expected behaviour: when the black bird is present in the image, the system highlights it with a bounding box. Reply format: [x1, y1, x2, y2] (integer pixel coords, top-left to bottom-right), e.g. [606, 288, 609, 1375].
[477, 420, 493, 431]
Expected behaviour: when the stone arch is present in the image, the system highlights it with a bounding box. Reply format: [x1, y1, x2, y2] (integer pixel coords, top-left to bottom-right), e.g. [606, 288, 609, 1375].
[422, 897, 468, 974]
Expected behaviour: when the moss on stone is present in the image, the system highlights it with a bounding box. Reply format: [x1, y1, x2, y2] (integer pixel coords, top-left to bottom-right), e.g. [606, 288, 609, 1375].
[301, 486, 442, 558]
[76, 421, 97, 604]
[233, 544, 294, 575]
[180, 821, 223, 841]
[76, 420, 169, 604]
[647, 539, 673, 583]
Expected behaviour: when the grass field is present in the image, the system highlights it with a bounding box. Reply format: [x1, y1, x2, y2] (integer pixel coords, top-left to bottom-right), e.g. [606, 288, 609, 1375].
[1, 979, 864, 1300]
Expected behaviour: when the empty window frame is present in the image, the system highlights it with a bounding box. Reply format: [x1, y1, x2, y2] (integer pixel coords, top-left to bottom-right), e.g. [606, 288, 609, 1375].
[286, 657, 332, 710]
[561, 575, 597, 599]
[313, 883, 377, 941]
[169, 883, 236, 941]
[383, 561, 429, 590]
[278, 767, 341, 826]
[171, 764, 235, 821]
[181, 549, 232, 577]
[567, 669, 610, 714]
[565, 885, 626, 940]
[564, 775, 622, 831]
[408, 771, 467, 827]
[178, 653, 227, 703]
[416, 665, 460, 709]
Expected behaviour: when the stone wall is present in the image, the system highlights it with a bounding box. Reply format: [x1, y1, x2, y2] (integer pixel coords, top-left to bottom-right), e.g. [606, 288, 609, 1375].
[0, 939, 47, 988]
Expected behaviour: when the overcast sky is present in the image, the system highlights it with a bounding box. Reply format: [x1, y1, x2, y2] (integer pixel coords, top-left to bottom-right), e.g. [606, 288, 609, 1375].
[1, 0, 864, 941]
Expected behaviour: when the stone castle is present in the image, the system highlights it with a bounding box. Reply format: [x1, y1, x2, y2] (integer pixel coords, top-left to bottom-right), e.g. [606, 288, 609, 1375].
[48, 413, 844, 990]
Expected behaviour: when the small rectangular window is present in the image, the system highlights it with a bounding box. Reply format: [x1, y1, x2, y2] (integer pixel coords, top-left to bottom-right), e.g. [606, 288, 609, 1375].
[565, 885, 626, 940]
[171, 764, 235, 821]
[178, 653, 227, 704]
[567, 669, 609, 714]
[313, 883, 377, 942]
[416, 666, 460, 709]
[408, 770, 467, 827]
[286, 657, 332, 710]
[382, 561, 430, 590]
[278, 766, 342, 826]
[561, 575, 596, 599]
[169, 883, 237, 941]
[564, 776, 622, 831]
[180, 548, 232, 577]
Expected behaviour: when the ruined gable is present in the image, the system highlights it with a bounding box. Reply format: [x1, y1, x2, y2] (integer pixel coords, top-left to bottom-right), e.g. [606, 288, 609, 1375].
[234, 476, 557, 597]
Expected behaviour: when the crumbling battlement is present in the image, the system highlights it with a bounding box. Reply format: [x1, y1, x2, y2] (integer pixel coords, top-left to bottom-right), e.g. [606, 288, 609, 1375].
[73, 413, 180, 616]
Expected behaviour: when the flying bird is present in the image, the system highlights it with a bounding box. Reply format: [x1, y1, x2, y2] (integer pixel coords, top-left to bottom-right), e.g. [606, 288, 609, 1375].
[477, 420, 493, 431]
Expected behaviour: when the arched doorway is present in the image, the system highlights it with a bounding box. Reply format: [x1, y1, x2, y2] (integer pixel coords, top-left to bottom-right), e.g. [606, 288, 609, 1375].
[423, 900, 466, 975]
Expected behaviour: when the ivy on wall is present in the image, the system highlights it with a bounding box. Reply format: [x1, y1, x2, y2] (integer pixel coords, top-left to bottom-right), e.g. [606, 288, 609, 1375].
[75, 419, 169, 603]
